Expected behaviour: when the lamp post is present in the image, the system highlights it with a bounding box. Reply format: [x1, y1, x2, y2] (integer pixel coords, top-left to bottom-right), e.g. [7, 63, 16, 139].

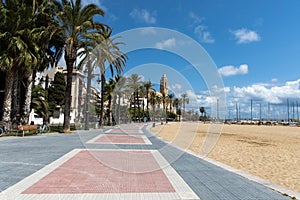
[84, 60, 100, 130]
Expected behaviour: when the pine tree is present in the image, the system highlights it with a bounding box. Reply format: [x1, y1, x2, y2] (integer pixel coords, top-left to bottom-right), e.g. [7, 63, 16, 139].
[48, 72, 66, 115]
[31, 85, 48, 119]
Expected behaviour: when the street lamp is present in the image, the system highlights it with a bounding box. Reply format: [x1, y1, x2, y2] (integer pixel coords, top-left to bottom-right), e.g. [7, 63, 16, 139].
[84, 71, 100, 130]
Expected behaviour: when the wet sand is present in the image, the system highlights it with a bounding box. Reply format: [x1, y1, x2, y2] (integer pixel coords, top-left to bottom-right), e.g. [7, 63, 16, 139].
[150, 122, 300, 193]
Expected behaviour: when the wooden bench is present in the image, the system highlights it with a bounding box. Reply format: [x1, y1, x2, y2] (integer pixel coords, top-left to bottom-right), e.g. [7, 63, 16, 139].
[17, 125, 38, 137]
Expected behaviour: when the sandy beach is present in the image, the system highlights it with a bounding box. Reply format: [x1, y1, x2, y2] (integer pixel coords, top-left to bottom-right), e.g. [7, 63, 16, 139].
[151, 122, 300, 193]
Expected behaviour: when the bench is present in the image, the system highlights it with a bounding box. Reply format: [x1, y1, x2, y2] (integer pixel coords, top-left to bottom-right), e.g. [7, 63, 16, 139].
[17, 125, 38, 137]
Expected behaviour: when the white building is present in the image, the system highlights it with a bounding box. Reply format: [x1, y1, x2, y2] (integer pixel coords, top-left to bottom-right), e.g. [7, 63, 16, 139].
[43, 67, 87, 124]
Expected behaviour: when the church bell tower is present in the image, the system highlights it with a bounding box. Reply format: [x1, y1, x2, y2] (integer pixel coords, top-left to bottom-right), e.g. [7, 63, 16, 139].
[160, 74, 168, 95]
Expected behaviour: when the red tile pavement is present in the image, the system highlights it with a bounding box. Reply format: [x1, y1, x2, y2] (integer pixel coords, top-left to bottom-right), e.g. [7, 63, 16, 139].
[108, 129, 141, 134]
[95, 135, 145, 144]
[22, 150, 175, 194]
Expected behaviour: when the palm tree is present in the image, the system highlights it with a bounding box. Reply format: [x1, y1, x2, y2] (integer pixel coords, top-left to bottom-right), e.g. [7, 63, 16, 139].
[181, 93, 189, 120]
[200, 107, 205, 116]
[144, 81, 153, 114]
[199, 106, 206, 122]
[0, 0, 53, 122]
[0, 1, 31, 121]
[149, 90, 158, 121]
[88, 27, 127, 127]
[127, 74, 142, 122]
[173, 97, 181, 121]
[55, 0, 105, 132]
[113, 75, 126, 124]
[138, 84, 147, 120]
[104, 78, 116, 126]
[23, 1, 63, 123]
[162, 93, 169, 111]
[168, 93, 175, 112]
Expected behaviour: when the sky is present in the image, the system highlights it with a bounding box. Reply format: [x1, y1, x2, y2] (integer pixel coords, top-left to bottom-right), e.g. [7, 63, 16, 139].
[60, 0, 300, 120]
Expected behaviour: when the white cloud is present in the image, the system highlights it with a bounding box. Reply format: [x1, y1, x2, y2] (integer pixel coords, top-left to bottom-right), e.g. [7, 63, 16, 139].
[231, 28, 261, 44]
[233, 84, 281, 103]
[232, 79, 300, 104]
[155, 38, 176, 50]
[189, 12, 203, 25]
[171, 83, 182, 91]
[194, 25, 215, 43]
[130, 9, 156, 24]
[224, 87, 231, 93]
[186, 90, 197, 99]
[196, 94, 211, 107]
[196, 79, 300, 118]
[218, 64, 248, 76]
[189, 12, 215, 44]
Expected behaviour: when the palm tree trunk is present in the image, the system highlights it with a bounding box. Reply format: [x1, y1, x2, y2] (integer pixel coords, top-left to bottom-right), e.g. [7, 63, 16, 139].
[63, 60, 73, 133]
[11, 73, 19, 121]
[142, 97, 145, 119]
[153, 100, 156, 122]
[137, 90, 140, 122]
[84, 63, 92, 130]
[183, 102, 185, 121]
[146, 94, 149, 120]
[22, 72, 33, 124]
[2, 69, 14, 122]
[99, 73, 105, 127]
[146, 91, 149, 113]
[117, 94, 121, 124]
[133, 92, 136, 122]
[107, 97, 112, 126]
[44, 75, 49, 124]
[112, 93, 117, 125]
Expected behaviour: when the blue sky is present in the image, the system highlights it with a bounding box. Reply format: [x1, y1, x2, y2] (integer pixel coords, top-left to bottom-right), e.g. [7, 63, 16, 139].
[63, 0, 300, 119]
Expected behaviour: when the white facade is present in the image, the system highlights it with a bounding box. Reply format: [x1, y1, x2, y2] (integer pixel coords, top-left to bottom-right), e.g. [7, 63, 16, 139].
[43, 67, 86, 124]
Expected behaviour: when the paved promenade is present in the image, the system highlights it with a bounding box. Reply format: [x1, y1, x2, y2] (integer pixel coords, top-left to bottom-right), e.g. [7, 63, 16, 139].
[0, 123, 298, 200]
